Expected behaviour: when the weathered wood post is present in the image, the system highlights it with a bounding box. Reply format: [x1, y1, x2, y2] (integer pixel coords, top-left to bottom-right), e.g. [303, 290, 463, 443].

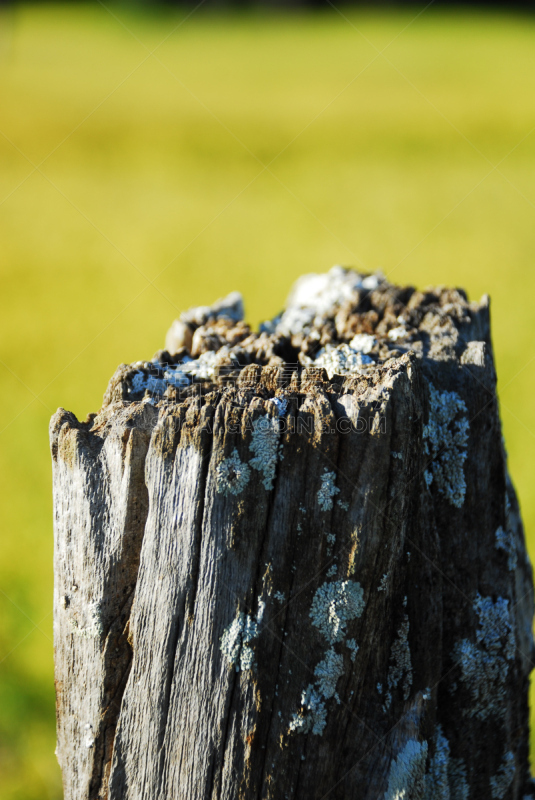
[51, 267, 535, 800]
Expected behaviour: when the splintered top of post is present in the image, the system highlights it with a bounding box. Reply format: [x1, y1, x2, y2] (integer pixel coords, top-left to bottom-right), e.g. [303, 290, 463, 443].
[101, 265, 488, 410]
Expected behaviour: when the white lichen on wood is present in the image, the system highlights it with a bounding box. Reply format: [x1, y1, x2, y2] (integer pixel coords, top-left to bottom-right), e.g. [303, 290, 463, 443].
[313, 343, 374, 378]
[249, 414, 280, 491]
[317, 469, 340, 512]
[220, 611, 260, 672]
[313, 648, 344, 700]
[388, 326, 409, 342]
[384, 739, 428, 800]
[348, 332, 376, 353]
[288, 685, 327, 736]
[452, 593, 515, 720]
[289, 580, 365, 736]
[423, 383, 469, 508]
[271, 265, 381, 337]
[288, 649, 344, 737]
[216, 449, 251, 496]
[310, 580, 365, 643]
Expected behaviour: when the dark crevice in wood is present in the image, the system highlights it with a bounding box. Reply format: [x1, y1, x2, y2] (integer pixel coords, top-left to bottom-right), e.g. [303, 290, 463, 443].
[257, 477, 304, 799]
[256, 612, 291, 800]
[214, 668, 239, 800]
[155, 425, 188, 766]
[185, 412, 217, 624]
[156, 613, 182, 783]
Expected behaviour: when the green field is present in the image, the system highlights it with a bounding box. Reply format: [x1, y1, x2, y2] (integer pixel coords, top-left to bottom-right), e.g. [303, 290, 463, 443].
[1, 3, 535, 797]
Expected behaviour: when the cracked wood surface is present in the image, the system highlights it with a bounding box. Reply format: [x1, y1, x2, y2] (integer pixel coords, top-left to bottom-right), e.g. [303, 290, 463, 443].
[51, 269, 535, 800]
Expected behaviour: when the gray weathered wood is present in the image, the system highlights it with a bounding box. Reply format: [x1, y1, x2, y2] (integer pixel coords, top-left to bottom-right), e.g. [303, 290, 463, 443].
[51, 267, 535, 799]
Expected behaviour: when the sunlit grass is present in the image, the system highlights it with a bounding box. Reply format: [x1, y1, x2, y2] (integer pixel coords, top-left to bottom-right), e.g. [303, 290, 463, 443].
[1, 4, 535, 796]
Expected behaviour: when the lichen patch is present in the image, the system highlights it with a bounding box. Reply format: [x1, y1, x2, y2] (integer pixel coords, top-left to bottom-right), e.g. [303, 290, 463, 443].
[384, 739, 428, 800]
[220, 610, 261, 672]
[317, 469, 340, 512]
[216, 449, 251, 496]
[314, 648, 344, 699]
[452, 593, 515, 720]
[313, 343, 374, 379]
[249, 414, 281, 491]
[310, 580, 365, 644]
[423, 382, 469, 508]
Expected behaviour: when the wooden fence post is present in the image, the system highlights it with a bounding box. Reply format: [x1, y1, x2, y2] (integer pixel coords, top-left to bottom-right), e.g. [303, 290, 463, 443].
[51, 267, 534, 800]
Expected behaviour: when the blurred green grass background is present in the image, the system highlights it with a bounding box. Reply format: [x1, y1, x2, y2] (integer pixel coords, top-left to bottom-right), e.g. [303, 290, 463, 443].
[1, 3, 535, 797]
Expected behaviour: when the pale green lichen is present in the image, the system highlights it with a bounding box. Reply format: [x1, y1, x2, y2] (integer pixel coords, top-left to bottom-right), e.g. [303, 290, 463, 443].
[384, 739, 428, 800]
[314, 648, 344, 699]
[452, 593, 515, 720]
[490, 751, 515, 799]
[216, 449, 251, 496]
[220, 614, 244, 667]
[220, 610, 261, 672]
[249, 414, 281, 491]
[423, 383, 469, 508]
[289, 648, 344, 736]
[290, 579, 365, 737]
[288, 685, 327, 736]
[310, 579, 365, 643]
[317, 469, 341, 512]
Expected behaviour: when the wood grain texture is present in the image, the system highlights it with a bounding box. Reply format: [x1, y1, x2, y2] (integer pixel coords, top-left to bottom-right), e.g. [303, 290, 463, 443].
[51, 269, 535, 800]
